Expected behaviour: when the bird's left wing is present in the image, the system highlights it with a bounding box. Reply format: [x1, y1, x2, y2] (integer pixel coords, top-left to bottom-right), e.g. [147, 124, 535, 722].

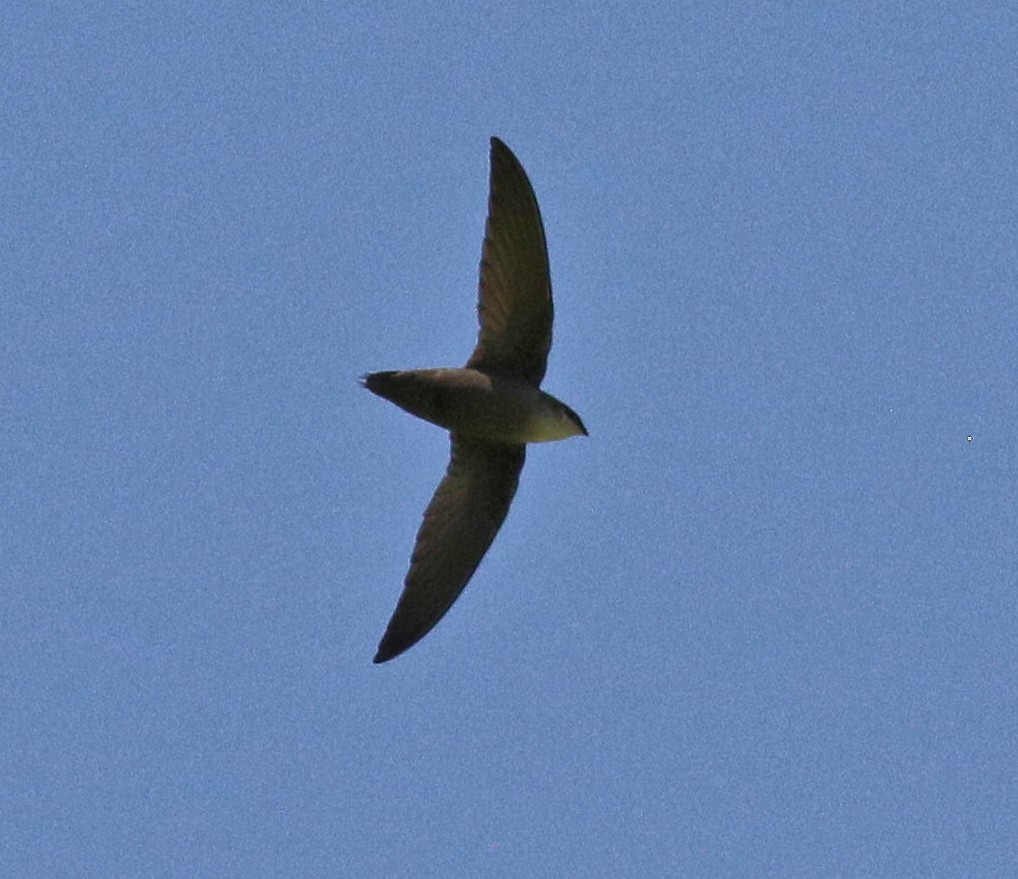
[373, 435, 525, 663]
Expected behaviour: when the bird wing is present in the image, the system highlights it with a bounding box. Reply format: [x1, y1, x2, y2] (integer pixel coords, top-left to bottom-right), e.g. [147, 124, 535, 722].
[465, 137, 553, 388]
[373, 436, 525, 663]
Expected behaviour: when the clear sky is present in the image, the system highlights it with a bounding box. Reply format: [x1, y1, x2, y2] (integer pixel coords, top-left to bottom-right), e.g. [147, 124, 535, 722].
[3, 3, 1016, 876]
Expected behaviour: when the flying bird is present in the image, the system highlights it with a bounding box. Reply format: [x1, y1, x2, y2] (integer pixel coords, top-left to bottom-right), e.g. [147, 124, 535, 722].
[363, 137, 587, 663]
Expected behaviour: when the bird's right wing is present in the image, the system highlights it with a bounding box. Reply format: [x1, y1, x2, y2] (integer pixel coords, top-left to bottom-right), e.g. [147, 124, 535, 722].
[373, 436, 525, 663]
[465, 137, 553, 387]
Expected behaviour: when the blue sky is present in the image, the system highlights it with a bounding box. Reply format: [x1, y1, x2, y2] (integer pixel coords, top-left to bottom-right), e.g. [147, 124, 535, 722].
[3, 2, 1016, 876]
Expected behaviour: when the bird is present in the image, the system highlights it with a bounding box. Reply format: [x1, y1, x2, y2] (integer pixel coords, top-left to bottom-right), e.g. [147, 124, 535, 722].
[363, 137, 587, 663]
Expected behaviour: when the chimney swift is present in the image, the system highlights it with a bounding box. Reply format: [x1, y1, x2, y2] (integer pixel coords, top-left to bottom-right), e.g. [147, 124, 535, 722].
[363, 137, 587, 663]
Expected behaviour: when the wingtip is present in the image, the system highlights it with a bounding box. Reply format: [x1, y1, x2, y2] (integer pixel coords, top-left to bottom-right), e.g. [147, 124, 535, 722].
[490, 136, 512, 158]
[373, 624, 420, 663]
[373, 640, 406, 664]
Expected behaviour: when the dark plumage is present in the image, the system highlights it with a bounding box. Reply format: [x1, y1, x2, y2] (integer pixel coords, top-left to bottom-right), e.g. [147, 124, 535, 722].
[365, 138, 586, 663]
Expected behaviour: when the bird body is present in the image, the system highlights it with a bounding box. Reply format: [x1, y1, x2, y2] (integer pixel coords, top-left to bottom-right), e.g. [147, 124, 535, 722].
[364, 138, 585, 663]
[363, 368, 585, 444]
